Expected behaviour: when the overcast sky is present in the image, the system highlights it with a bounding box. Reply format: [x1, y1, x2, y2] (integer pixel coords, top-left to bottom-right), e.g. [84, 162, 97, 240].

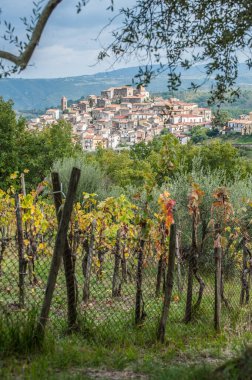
[0, 0, 137, 78]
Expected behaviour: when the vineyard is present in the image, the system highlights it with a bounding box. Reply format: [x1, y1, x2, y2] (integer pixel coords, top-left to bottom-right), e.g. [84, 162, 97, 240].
[0, 167, 252, 346]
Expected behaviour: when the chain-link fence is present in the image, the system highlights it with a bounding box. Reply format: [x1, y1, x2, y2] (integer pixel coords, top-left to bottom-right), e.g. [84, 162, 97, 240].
[1, 171, 252, 344]
[0, 224, 251, 343]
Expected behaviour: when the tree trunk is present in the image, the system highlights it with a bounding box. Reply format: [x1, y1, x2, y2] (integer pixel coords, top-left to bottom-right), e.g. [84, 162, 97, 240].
[175, 230, 182, 295]
[156, 254, 164, 297]
[214, 236, 222, 332]
[157, 223, 176, 343]
[184, 216, 197, 323]
[35, 167, 80, 340]
[121, 249, 128, 283]
[185, 213, 205, 321]
[135, 222, 146, 325]
[0, 235, 8, 277]
[214, 223, 222, 332]
[112, 228, 122, 297]
[240, 239, 250, 305]
[83, 220, 96, 303]
[97, 249, 105, 280]
[156, 222, 166, 297]
[82, 236, 89, 278]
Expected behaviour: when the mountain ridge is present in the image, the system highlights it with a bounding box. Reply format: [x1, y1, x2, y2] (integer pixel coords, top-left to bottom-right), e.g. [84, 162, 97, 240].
[1, 64, 252, 111]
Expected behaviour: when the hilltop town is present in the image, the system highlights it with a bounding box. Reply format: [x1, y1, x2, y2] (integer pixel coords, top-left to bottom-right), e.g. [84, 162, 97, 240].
[28, 85, 214, 150]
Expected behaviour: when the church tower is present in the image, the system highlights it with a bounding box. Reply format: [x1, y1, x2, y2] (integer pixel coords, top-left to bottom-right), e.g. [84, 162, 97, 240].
[61, 96, 67, 111]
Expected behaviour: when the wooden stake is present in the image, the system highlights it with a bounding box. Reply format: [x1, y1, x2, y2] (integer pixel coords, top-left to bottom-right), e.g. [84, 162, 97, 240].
[83, 219, 96, 303]
[15, 193, 26, 308]
[157, 223, 176, 343]
[35, 167, 80, 340]
[51, 171, 78, 331]
[214, 224, 222, 333]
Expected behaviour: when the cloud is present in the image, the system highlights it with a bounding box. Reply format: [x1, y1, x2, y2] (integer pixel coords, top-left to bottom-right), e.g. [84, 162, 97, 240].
[0, 0, 137, 78]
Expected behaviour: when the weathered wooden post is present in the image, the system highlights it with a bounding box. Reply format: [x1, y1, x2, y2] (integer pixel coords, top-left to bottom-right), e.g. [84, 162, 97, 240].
[135, 221, 146, 325]
[157, 223, 176, 343]
[34, 167, 80, 340]
[83, 219, 96, 303]
[176, 229, 182, 295]
[214, 223, 222, 333]
[15, 192, 26, 308]
[51, 171, 78, 331]
[184, 215, 196, 323]
[112, 228, 122, 297]
[240, 237, 250, 305]
[156, 221, 166, 297]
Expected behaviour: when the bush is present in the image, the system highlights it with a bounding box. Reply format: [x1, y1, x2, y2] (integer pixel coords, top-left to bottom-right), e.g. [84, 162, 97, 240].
[52, 155, 111, 201]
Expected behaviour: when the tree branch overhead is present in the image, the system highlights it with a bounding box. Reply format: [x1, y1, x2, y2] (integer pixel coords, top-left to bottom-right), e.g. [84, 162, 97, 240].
[0, 0, 63, 72]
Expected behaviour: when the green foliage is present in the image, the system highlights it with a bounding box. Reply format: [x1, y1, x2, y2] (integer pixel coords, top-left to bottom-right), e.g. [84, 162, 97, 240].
[0, 97, 26, 188]
[130, 141, 152, 160]
[0, 97, 80, 188]
[100, 0, 252, 103]
[19, 120, 81, 188]
[206, 128, 220, 138]
[190, 126, 208, 144]
[0, 308, 46, 357]
[52, 155, 109, 201]
[92, 147, 153, 188]
[212, 109, 231, 128]
[213, 346, 252, 380]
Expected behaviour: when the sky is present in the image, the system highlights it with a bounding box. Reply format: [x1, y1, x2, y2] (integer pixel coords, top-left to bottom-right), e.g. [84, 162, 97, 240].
[0, 0, 137, 78]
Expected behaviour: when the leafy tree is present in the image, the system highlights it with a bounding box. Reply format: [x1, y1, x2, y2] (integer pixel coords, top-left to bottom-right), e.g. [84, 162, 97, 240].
[147, 134, 181, 185]
[101, 1, 252, 103]
[20, 120, 81, 186]
[206, 128, 220, 138]
[52, 155, 109, 200]
[190, 126, 208, 144]
[0, 97, 26, 188]
[92, 147, 153, 188]
[212, 110, 231, 128]
[181, 140, 252, 180]
[0, 97, 80, 188]
[130, 142, 152, 160]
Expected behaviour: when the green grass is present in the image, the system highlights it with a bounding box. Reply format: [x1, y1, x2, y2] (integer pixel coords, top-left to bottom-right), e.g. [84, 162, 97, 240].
[1, 244, 252, 379]
[1, 328, 251, 380]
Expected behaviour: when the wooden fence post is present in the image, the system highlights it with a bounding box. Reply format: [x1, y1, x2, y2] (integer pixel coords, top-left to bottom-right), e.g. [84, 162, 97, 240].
[15, 193, 26, 308]
[156, 221, 166, 297]
[184, 216, 196, 323]
[135, 222, 146, 325]
[214, 223, 222, 333]
[157, 223, 176, 343]
[176, 229, 182, 295]
[51, 171, 78, 331]
[83, 219, 96, 303]
[34, 167, 80, 340]
[112, 228, 122, 297]
[240, 237, 250, 305]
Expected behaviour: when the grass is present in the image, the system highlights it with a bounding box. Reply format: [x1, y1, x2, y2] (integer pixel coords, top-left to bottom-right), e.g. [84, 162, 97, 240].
[1, 245, 252, 379]
[1, 327, 251, 380]
[1, 300, 252, 379]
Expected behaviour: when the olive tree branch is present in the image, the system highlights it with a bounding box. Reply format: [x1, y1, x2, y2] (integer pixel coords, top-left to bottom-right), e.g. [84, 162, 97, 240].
[0, 0, 63, 71]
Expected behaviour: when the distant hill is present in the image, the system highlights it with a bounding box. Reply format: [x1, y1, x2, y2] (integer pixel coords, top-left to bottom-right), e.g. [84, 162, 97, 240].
[1, 64, 252, 111]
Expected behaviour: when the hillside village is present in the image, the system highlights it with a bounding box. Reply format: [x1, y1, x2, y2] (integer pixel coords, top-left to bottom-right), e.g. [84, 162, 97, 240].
[28, 85, 214, 150]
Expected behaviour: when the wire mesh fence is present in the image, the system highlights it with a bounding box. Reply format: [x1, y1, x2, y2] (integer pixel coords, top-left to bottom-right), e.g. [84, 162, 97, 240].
[0, 226, 252, 342]
[0, 172, 252, 344]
